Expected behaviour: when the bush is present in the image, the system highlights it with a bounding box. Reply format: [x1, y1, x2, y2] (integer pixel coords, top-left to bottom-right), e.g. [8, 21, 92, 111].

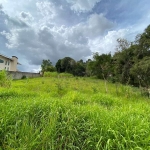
[0, 70, 12, 87]
[43, 72, 73, 78]
[58, 73, 73, 78]
[44, 72, 58, 77]
[21, 75, 27, 79]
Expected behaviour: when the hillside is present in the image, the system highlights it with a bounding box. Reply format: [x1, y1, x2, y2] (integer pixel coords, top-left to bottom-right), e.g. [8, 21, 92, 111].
[0, 75, 150, 150]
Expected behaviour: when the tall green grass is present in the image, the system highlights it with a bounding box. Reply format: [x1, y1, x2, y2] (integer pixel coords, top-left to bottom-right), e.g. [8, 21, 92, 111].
[0, 76, 150, 149]
[0, 70, 12, 88]
[44, 72, 73, 78]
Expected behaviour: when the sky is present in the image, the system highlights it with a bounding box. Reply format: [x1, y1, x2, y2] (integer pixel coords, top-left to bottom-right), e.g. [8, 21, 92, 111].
[0, 0, 150, 72]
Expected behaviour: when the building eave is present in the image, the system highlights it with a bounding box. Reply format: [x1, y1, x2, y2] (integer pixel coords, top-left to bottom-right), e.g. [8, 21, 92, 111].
[0, 54, 13, 61]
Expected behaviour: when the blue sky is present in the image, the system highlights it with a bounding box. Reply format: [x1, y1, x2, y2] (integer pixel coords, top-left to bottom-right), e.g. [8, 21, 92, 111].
[0, 0, 150, 72]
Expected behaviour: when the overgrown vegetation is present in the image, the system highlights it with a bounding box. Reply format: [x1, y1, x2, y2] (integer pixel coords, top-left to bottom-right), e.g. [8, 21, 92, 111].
[1, 24, 150, 149]
[41, 24, 150, 91]
[44, 72, 73, 78]
[0, 76, 150, 149]
[0, 70, 12, 87]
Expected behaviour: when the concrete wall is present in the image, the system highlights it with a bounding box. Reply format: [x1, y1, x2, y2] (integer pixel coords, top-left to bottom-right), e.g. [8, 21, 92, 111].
[7, 71, 41, 79]
[0, 55, 11, 71]
[10, 56, 18, 71]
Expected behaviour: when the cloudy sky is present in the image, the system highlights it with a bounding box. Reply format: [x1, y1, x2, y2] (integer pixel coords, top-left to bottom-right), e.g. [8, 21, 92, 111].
[0, 0, 150, 72]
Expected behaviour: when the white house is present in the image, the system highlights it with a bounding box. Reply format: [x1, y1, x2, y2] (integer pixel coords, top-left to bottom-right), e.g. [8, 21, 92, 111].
[0, 54, 20, 71]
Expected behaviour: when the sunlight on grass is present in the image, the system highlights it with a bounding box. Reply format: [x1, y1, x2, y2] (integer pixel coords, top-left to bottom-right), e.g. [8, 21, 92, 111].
[0, 76, 150, 149]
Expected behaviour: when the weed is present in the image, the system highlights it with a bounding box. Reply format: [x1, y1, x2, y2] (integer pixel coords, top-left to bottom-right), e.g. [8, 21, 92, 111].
[92, 86, 98, 93]
[21, 75, 27, 79]
[0, 70, 12, 88]
[0, 76, 149, 149]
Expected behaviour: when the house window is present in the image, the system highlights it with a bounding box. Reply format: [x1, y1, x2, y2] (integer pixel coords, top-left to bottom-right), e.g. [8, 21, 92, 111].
[8, 61, 9, 65]
[5, 67, 6, 70]
[0, 59, 4, 63]
[5, 61, 7, 65]
[7, 67, 9, 71]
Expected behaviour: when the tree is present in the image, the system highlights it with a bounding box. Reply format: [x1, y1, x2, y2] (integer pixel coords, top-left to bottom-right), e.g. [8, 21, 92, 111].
[87, 53, 112, 79]
[130, 56, 150, 89]
[134, 25, 150, 59]
[85, 59, 92, 76]
[116, 38, 130, 52]
[113, 39, 134, 84]
[73, 60, 86, 76]
[111, 25, 150, 87]
[55, 59, 62, 73]
[61, 57, 76, 73]
[41, 59, 55, 75]
[55, 57, 76, 74]
[86, 53, 112, 93]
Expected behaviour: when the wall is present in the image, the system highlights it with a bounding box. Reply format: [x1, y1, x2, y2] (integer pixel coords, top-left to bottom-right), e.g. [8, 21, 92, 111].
[7, 71, 41, 79]
[0, 56, 11, 71]
[10, 56, 18, 71]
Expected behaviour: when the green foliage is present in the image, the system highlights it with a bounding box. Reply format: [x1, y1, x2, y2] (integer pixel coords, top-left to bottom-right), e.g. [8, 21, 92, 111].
[0, 77, 149, 149]
[43, 72, 73, 78]
[113, 42, 134, 84]
[137, 25, 150, 58]
[87, 53, 112, 79]
[55, 59, 62, 72]
[41, 59, 56, 74]
[55, 57, 76, 74]
[73, 60, 86, 76]
[131, 56, 150, 88]
[58, 72, 73, 78]
[111, 25, 150, 87]
[44, 72, 58, 77]
[55, 57, 85, 76]
[41, 24, 150, 88]
[0, 70, 12, 87]
[21, 75, 27, 79]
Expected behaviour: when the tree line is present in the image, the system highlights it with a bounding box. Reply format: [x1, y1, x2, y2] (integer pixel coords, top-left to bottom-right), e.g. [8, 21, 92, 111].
[41, 24, 150, 90]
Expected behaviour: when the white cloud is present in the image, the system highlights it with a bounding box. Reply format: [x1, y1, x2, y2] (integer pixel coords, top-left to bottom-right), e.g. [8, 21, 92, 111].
[1, 24, 91, 65]
[63, 13, 114, 44]
[0, 0, 7, 4]
[0, 3, 3, 9]
[1, 0, 150, 72]
[1, 9, 114, 67]
[86, 13, 114, 37]
[66, 0, 101, 12]
[36, 1, 56, 20]
[1, 30, 19, 48]
[88, 29, 129, 55]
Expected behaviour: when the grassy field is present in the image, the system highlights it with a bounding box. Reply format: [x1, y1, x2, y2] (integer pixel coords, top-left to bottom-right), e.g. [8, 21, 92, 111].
[0, 74, 150, 150]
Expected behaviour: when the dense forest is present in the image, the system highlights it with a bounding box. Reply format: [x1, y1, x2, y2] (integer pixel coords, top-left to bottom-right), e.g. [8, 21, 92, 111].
[41, 25, 150, 91]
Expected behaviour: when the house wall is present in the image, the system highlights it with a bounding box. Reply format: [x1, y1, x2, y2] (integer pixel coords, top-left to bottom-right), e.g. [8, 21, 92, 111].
[0, 55, 12, 71]
[7, 71, 41, 79]
[10, 56, 17, 71]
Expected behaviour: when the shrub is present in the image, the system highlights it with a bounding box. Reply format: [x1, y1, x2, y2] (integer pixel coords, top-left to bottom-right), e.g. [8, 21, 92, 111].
[43, 72, 73, 78]
[44, 72, 58, 77]
[0, 70, 12, 87]
[21, 75, 27, 79]
[58, 73, 73, 78]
